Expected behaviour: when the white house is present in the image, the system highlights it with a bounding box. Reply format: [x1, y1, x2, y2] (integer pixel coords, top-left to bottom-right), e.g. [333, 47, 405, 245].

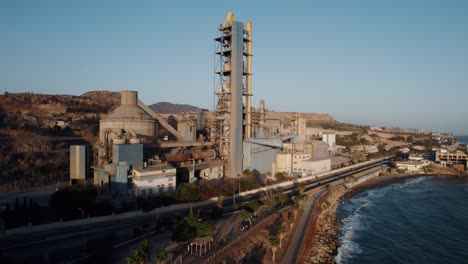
[395, 161, 430, 172]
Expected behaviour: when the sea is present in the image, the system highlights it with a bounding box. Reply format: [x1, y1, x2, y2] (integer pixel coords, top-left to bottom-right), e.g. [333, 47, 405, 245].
[456, 135, 468, 145]
[335, 176, 468, 264]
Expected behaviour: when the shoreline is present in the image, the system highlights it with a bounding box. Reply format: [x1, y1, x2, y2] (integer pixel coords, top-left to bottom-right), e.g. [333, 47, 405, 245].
[345, 172, 467, 199]
[304, 172, 468, 263]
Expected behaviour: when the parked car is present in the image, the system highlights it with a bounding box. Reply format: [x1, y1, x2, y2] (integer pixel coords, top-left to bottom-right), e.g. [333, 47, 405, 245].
[239, 220, 251, 231]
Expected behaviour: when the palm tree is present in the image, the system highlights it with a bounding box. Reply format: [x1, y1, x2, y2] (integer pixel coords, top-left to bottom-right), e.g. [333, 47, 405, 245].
[126, 239, 150, 264]
[155, 247, 168, 264]
[269, 235, 280, 262]
[279, 233, 285, 249]
[276, 226, 285, 248]
[238, 210, 253, 227]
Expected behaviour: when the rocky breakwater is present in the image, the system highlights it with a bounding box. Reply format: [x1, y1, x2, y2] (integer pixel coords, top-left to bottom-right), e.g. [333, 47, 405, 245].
[306, 185, 347, 264]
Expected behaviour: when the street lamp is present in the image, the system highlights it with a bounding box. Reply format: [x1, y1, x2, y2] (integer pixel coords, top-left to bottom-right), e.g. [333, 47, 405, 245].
[134, 186, 139, 217]
[78, 208, 86, 251]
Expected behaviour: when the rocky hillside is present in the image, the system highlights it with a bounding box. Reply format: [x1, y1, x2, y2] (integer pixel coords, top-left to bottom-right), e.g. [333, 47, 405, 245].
[0, 91, 122, 191]
[149, 102, 200, 114]
[0, 91, 121, 140]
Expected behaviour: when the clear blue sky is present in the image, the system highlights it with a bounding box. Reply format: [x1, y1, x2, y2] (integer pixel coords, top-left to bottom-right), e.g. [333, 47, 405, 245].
[1, 0, 467, 134]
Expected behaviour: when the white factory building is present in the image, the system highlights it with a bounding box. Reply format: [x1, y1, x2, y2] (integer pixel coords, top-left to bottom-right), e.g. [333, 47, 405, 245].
[321, 131, 336, 154]
[132, 165, 177, 196]
[272, 140, 331, 178]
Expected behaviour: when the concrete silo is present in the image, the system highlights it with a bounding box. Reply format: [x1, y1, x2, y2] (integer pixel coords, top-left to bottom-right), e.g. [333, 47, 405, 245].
[99, 91, 155, 142]
[98, 90, 156, 165]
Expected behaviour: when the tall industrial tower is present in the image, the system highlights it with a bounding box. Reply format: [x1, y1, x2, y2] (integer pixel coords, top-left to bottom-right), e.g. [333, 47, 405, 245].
[213, 12, 252, 178]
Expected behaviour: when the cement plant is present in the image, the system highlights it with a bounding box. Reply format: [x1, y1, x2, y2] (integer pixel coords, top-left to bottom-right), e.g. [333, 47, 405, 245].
[65, 12, 334, 199]
[1, 11, 467, 264]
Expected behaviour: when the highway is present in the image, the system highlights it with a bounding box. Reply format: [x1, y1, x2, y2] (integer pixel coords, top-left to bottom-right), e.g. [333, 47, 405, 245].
[0, 157, 392, 263]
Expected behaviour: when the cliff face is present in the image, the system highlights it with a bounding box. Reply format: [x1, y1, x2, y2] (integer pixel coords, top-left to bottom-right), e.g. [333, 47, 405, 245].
[306, 186, 347, 264]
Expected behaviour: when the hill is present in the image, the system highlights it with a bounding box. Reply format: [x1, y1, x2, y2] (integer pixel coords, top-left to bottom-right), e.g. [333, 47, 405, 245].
[149, 102, 200, 114]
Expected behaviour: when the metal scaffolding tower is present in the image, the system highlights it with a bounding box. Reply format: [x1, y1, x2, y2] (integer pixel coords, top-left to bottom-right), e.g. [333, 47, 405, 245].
[213, 12, 252, 178]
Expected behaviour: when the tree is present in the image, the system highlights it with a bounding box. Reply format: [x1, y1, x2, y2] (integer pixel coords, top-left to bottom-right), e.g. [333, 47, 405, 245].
[244, 201, 260, 214]
[276, 226, 286, 248]
[49, 184, 97, 220]
[172, 216, 215, 242]
[177, 183, 201, 202]
[127, 239, 150, 264]
[155, 247, 168, 264]
[274, 172, 288, 182]
[238, 210, 253, 227]
[296, 182, 305, 196]
[242, 169, 253, 177]
[269, 235, 280, 262]
[260, 187, 277, 212]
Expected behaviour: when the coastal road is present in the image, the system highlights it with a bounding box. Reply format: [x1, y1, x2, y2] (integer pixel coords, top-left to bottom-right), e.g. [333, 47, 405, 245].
[1, 158, 392, 263]
[280, 188, 326, 264]
[281, 165, 387, 264]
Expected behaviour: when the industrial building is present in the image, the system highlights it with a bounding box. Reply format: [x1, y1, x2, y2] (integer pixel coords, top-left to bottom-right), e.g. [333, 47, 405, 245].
[321, 131, 336, 153]
[272, 140, 332, 178]
[131, 164, 177, 196]
[69, 12, 329, 198]
[436, 150, 468, 167]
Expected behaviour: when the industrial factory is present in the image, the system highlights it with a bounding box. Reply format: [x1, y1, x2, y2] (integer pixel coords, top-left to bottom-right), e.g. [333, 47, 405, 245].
[69, 12, 332, 197]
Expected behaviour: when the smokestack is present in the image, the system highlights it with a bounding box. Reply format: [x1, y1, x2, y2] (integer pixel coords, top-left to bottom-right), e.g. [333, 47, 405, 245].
[260, 99, 265, 127]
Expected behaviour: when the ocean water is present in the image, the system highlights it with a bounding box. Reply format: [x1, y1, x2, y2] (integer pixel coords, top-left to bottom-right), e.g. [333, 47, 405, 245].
[456, 135, 468, 145]
[335, 176, 468, 264]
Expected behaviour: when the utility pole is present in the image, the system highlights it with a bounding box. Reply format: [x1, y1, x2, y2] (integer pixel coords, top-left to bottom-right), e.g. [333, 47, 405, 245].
[238, 174, 241, 195]
[232, 186, 236, 208]
[134, 187, 139, 217]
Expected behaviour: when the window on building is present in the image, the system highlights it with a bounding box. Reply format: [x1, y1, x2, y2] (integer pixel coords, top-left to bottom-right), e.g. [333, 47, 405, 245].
[148, 188, 153, 195]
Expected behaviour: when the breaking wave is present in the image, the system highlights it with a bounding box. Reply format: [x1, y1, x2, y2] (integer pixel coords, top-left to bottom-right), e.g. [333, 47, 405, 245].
[335, 176, 468, 264]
